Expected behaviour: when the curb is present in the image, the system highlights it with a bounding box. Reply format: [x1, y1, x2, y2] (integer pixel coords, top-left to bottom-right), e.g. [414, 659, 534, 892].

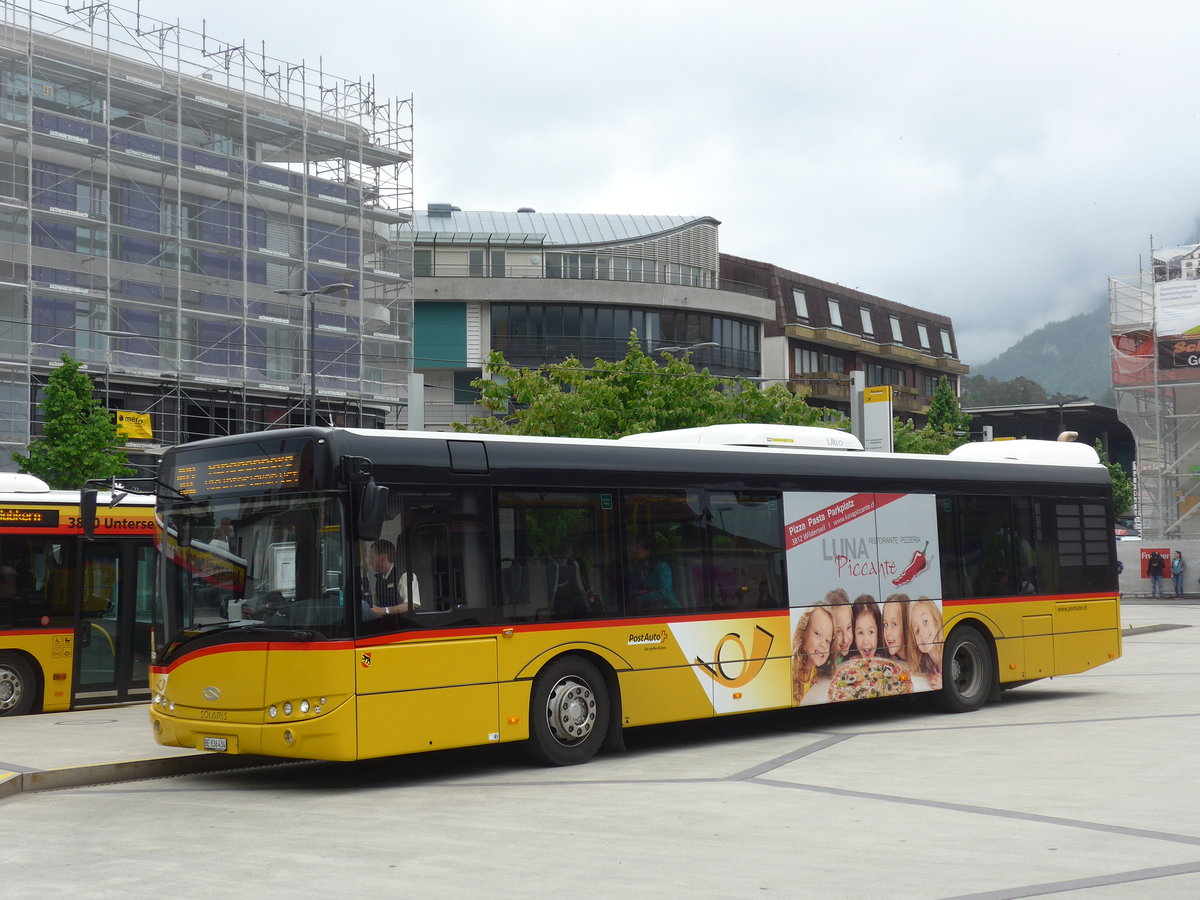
[0, 753, 287, 800]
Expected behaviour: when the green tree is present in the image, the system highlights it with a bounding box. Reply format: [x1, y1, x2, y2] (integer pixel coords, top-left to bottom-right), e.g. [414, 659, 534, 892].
[13, 353, 134, 489]
[892, 418, 965, 455]
[457, 336, 845, 438]
[892, 376, 972, 455]
[927, 375, 972, 439]
[1094, 439, 1133, 518]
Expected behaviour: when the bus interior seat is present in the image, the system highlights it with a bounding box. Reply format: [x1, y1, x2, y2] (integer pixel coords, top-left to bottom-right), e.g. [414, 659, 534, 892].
[552, 556, 604, 618]
[506, 556, 555, 620]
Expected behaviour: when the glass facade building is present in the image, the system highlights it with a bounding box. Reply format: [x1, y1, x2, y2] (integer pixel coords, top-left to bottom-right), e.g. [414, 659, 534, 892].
[409, 208, 774, 426]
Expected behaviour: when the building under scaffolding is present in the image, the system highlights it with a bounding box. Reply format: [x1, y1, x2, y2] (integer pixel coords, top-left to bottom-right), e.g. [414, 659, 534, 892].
[1109, 261, 1200, 539]
[0, 0, 413, 471]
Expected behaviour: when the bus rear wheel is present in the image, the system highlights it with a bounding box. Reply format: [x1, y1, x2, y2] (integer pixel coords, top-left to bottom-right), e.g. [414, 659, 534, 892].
[527, 656, 609, 766]
[936, 626, 994, 714]
[0, 653, 36, 717]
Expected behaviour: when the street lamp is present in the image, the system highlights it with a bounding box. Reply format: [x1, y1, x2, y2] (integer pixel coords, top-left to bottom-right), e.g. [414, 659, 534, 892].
[273, 283, 354, 426]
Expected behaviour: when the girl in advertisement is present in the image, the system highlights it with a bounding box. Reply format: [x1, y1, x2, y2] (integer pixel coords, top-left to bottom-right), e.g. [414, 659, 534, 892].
[908, 597, 944, 689]
[791, 604, 835, 703]
[881, 593, 910, 664]
[848, 594, 883, 659]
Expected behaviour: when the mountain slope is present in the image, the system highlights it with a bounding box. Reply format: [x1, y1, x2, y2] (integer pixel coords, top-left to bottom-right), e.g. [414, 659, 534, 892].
[972, 303, 1112, 403]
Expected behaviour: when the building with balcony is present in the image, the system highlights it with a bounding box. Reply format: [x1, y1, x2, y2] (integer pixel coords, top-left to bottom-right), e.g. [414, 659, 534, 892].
[0, 2, 413, 470]
[723, 254, 969, 422]
[410, 206, 774, 426]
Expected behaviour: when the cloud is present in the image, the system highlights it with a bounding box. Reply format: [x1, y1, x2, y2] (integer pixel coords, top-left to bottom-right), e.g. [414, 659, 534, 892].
[141, 0, 1200, 363]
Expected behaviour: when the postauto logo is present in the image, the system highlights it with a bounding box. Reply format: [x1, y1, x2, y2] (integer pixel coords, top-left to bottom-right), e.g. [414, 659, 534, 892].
[696, 625, 774, 688]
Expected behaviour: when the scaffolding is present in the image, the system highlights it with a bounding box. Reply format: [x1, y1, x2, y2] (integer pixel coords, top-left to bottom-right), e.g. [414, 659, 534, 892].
[1109, 264, 1200, 538]
[0, 0, 414, 464]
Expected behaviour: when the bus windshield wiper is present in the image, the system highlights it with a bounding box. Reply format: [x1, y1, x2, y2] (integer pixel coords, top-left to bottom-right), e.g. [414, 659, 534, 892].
[166, 622, 314, 657]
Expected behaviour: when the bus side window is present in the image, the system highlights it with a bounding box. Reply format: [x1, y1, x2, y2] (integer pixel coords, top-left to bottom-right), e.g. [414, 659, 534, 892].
[497, 491, 617, 622]
[936, 497, 965, 598]
[705, 491, 785, 610]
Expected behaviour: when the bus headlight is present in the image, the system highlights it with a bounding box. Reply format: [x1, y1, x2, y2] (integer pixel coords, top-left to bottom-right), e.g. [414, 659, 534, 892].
[269, 705, 278, 718]
[299, 700, 310, 714]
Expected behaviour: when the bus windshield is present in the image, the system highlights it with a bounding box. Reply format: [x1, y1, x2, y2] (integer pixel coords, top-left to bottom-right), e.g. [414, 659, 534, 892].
[159, 492, 350, 646]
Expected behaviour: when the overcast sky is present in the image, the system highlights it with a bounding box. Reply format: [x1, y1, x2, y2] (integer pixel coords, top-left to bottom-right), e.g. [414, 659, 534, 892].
[129, 0, 1200, 364]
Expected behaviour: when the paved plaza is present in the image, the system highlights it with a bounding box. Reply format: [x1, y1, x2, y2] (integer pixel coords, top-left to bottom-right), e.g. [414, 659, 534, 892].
[1, 601, 1197, 898]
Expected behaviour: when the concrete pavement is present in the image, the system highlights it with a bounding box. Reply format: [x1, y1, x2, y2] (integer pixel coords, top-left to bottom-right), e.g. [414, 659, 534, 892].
[0, 599, 1193, 800]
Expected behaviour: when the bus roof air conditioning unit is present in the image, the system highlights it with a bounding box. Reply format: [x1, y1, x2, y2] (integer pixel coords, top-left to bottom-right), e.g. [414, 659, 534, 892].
[618, 424, 864, 452]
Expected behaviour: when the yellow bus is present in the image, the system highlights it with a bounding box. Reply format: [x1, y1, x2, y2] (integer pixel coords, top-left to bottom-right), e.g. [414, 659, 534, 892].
[148, 424, 1121, 765]
[0, 474, 156, 715]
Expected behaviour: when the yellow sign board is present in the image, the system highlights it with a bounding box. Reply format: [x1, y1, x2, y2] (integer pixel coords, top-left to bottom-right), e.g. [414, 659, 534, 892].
[863, 385, 893, 403]
[115, 410, 153, 440]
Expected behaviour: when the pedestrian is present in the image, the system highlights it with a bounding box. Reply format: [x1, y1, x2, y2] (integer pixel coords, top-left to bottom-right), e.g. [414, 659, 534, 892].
[1171, 550, 1187, 598]
[1147, 550, 1165, 599]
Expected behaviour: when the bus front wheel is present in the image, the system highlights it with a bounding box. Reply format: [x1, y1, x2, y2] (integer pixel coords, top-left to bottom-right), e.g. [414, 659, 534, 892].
[0, 653, 36, 717]
[527, 656, 609, 766]
[936, 626, 994, 714]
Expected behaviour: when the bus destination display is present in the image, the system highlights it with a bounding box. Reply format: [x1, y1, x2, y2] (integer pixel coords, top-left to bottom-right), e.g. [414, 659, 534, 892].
[176, 453, 301, 497]
[0, 506, 58, 528]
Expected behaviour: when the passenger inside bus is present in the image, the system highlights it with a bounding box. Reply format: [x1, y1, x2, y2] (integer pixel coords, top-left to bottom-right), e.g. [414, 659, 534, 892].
[629, 537, 679, 610]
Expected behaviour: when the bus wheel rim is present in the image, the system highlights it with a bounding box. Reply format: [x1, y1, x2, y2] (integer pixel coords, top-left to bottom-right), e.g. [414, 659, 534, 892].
[952, 641, 982, 696]
[0, 668, 19, 711]
[545, 676, 597, 745]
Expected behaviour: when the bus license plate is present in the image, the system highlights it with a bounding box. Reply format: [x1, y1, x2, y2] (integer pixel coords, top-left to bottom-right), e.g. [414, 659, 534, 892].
[201, 736, 229, 752]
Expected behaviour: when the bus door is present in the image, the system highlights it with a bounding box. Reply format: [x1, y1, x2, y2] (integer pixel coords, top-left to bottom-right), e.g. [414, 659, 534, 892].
[356, 490, 499, 758]
[74, 539, 155, 706]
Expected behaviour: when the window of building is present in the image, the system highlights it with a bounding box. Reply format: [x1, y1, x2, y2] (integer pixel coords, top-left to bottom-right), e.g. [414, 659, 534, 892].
[860, 308, 873, 336]
[796, 347, 820, 374]
[919, 373, 939, 396]
[468, 249, 484, 277]
[939, 328, 953, 356]
[792, 288, 808, 320]
[247, 323, 300, 381]
[491, 303, 758, 374]
[917, 324, 931, 350]
[413, 249, 432, 277]
[889, 315, 902, 343]
[864, 363, 907, 387]
[795, 346, 846, 375]
[490, 250, 506, 278]
[828, 299, 842, 328]
[824, 352, 846, 373]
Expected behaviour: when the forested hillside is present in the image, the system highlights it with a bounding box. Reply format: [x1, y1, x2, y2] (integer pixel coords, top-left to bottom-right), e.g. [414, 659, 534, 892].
[968, 303, 1112, 404]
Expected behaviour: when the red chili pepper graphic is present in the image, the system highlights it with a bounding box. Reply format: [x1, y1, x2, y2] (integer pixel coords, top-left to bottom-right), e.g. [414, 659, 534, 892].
[892, 541, 929, 586]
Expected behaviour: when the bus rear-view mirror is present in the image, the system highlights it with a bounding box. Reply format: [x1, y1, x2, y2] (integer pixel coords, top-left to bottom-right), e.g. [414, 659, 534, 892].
[356, 478, 389, 542]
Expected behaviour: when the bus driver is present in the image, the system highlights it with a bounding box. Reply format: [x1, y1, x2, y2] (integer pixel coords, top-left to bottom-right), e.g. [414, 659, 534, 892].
[363, 539, 420, 617]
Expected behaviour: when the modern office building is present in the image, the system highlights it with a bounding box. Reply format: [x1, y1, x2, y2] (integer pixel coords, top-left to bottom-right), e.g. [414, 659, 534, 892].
[410, 206, 775, 426]
[0, 1, 413, 470]
[723, 254, 968, 422]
